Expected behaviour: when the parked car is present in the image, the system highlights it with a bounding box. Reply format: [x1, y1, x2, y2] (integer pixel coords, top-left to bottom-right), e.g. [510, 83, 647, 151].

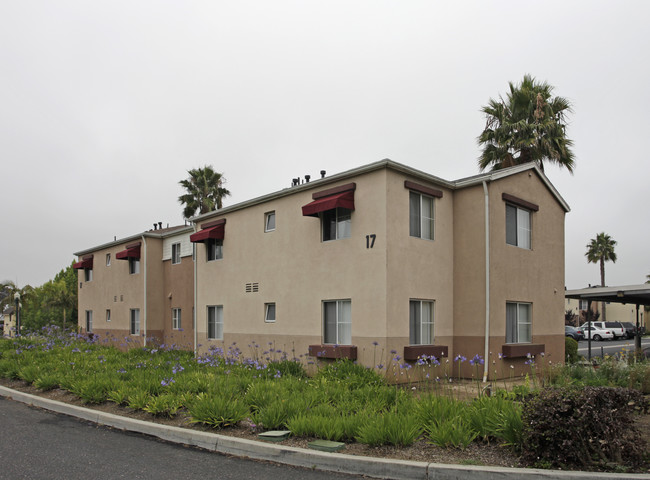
[565, 326, 584, 341]
[580, 325, 614, 341]
[621, 322, 637, 339]
[580, 321, 626, 340]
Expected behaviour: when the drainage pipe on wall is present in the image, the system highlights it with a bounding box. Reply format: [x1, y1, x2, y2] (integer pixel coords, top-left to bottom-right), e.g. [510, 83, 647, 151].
[482, 181, 490, 383]
[141, 235, 147, 348]
[193, 225, 198, 358]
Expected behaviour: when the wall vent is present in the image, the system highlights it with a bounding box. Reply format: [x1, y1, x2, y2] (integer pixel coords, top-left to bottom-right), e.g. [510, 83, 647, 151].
[245, 282, 259, 293]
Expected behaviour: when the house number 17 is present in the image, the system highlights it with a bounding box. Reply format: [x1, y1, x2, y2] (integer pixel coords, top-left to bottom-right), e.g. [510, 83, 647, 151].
[366, 234, 376, 249]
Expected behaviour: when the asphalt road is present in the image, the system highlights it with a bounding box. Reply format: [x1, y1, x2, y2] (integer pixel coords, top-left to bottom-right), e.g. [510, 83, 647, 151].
[0, 397, 360, 480]
[577, 337, 650, 359]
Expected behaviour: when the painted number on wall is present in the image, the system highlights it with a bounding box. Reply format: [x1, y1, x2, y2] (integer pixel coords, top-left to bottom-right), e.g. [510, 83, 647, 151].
[366, 234, 376, 249]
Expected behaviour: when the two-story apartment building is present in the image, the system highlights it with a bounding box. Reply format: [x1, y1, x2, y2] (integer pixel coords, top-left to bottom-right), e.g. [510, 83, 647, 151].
[76, 159, 569, 379]
[74, 224, 195, 349]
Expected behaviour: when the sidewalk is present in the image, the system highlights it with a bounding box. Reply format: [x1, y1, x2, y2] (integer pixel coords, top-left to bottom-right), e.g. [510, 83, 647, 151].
[1, 385, 648, 480]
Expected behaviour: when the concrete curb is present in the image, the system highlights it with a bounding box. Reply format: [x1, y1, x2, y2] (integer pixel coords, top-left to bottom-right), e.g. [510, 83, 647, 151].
[1, 386, 648, 480]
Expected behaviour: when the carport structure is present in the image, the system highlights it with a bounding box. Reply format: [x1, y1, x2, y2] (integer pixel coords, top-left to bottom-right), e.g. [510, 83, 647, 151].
[565, 284, 650, 360]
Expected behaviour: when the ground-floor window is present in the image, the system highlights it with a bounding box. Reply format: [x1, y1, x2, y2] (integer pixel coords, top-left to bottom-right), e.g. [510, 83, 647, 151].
[506, 302, 531, 343]
[85, 310, 93, 332]
[409, 300, 434, 344]
[130, 308, 140, 335]
[172, 308, 181, 330]
[323, 299, 351, 344]
[207, 305, 223, 340]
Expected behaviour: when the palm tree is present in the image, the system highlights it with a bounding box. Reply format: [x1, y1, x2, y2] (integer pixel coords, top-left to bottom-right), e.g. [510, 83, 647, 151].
[478, 74, 575, 173]
[178, 166, 231, 219]
[585, 233, 617, 321]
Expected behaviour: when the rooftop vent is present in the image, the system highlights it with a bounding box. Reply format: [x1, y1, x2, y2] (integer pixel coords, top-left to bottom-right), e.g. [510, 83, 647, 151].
[305, 175, 311, 183]
[320, 170, 326, 178]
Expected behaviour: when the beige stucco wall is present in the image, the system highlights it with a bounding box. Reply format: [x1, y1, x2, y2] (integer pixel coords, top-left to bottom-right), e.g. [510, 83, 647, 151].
[162, 252, 195, 349]
[195, 169, 391, 362]
[77, 243, 145, 344]
[77, 235, 177, 347]
[452, 171, 566, 377]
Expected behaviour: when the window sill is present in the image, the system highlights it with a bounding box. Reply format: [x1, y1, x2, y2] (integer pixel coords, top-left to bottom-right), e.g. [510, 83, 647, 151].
[501, 343, 545, 358]
[308, 344, 357, 360]
[403, 345, 448, 361]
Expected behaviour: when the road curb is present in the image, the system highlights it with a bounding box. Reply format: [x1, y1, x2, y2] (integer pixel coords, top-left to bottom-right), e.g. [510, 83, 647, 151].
[1, 386, 648, 480]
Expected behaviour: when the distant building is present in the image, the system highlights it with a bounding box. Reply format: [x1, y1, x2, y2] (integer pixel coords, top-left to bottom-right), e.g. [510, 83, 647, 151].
[75, 160, 569, 379]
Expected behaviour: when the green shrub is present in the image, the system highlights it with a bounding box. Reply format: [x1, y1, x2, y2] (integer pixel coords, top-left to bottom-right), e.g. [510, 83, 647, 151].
[127, 389, 151, 410]
[69, 377, 115, 404]
[33, 374, 60, 391]
[565, 337, 579, 363]
[188, 392, 249, 428]
[143, 394, 183, 417]
[17, 365, 41, 383]
[424, 418, 477, 449]
[521, 386, 649, 469]
[627, 364, 650, 394]
[356, 413, 421, 447]
[315, 359, 384, 388]
[265, 360, 307, 379]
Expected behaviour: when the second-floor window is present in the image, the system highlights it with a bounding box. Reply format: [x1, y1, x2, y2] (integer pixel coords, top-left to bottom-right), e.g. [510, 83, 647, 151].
[129, 258, 140, 274]
[506, 204, 531, 249]
[265, 211, 276, 232]
[409, 191, 435, 240]
[84, 269, 93, 282]
[207, 239, 223, 261]
[322, 208, 351, 241]
[171, 243, 181, 264]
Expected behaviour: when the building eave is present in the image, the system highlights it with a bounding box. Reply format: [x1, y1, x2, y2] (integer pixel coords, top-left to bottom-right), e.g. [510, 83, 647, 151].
[73, 225, 193, 257]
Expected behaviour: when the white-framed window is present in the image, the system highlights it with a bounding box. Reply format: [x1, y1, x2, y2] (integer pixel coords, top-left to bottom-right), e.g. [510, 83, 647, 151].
[84, 268, 93, 282]
[106, 253, 111, 266]
[106, 309, 111, 322]
[130, 308, 140, 335]
[506, 302, 531, 343]
[322, 208, 351, 241]
[171, 243, 181, 264]
[129, 258, 140, 274]
[579, 300, 589, 311]
[207, 239, 223, 261]
[172, 308, 181, 330]
[85, 310, 93, 332]
[207, 305, 223, 340]
[409, 191, 435, 240]
[265, 211, 276, 232]
[265, 303, 276, 323]
[409, 300, 434, 345]
[323, 299, 351, 344]
[506, 204, 531, 249]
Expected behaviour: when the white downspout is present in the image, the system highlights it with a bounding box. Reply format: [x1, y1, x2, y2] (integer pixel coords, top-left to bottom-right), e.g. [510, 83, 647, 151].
[193, 225, 198, 357]
[142, 235, 147, 347]
[482, 181, 490, 383]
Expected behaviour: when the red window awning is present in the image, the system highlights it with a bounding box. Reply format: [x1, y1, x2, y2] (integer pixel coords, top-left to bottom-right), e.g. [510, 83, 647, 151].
[190, 219, 226, 243]
[116, 243, 141, 260]
[302, 190, 355, 217]
[73, 255, 93, 269]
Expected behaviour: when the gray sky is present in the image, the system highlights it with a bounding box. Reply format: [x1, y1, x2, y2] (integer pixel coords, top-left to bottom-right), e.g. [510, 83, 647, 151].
[1, 1, 648, 290]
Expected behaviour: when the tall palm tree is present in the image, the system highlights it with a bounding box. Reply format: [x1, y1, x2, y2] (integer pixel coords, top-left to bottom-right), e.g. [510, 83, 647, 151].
[178, 166, 231, 219]
[585, 233, 617, 321]
[478, 74, 575, 173]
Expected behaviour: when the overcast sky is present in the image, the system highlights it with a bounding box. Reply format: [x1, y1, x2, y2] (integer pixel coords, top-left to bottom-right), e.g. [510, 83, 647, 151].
[1, 1, 648, 290]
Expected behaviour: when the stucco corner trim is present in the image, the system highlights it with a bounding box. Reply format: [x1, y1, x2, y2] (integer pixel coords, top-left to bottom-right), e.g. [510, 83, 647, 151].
[308, 344, 358, 360]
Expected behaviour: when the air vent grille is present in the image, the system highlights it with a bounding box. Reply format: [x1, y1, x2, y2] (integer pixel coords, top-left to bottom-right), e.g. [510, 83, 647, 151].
[245, 282, 259, 293]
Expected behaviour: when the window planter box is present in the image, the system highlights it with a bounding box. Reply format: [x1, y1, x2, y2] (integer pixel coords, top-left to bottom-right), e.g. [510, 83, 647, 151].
[403, 345, 448, 361]
[308, 344, 357, 360]
[501, 343, 545, 358]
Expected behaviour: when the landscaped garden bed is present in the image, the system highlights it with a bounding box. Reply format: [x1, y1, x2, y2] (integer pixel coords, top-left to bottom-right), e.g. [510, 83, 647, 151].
[1, 328, 649, 473]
